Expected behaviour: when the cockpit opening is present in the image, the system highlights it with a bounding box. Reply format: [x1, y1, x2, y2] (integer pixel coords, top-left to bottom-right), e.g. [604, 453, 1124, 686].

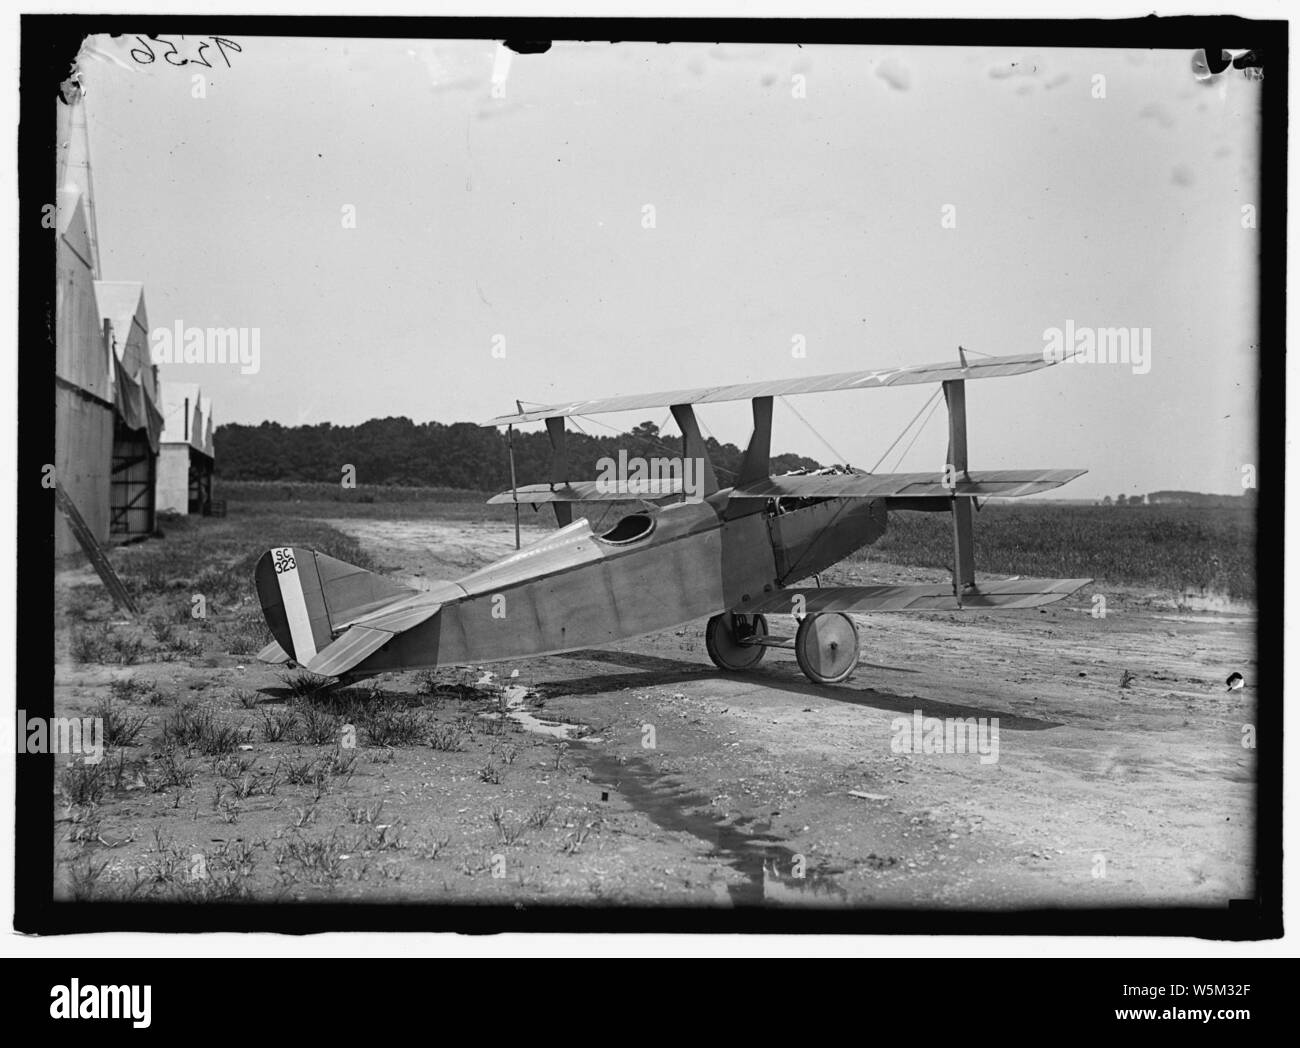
[597, 512, 656, 544]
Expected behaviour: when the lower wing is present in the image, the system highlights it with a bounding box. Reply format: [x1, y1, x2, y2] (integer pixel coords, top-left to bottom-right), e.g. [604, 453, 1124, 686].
[742, 577, 1092, 614]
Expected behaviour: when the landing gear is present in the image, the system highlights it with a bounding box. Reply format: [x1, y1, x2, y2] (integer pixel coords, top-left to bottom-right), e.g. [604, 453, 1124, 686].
[705, 613, 769, 671]
[794, 612, 860, 684]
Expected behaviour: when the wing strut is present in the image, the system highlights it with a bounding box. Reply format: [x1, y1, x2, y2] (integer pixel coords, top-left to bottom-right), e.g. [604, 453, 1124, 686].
[670, 403, 720, 498]
[545, 416, 573, 526]
[737, 396, 773, 487]
[944, 369, 975, 601]
[506, 421, 521, 550]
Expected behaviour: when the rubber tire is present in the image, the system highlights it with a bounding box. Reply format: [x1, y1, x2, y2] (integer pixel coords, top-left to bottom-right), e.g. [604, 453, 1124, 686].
[705, 613, 768, 671]
[794, 613, 860, 684]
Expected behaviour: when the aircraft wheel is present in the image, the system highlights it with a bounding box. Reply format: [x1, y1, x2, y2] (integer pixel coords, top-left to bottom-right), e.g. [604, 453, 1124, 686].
[794, 613, 860, 684]
[705, 613, 768, 671]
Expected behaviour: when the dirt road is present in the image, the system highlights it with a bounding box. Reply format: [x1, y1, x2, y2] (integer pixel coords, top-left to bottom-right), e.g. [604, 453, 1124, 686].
[325, 517, 1257, 907]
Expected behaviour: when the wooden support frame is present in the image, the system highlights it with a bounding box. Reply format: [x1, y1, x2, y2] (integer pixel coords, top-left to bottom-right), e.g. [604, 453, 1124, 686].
[110, 416, 156, 538]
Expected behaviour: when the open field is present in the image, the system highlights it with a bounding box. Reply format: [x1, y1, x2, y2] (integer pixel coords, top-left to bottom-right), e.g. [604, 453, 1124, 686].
[868, 502, 1256, 603]
[216, 480, 521, 518]
[52, 494, 1256, 907]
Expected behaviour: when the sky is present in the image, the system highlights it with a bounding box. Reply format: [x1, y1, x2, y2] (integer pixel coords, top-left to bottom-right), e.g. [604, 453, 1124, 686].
[73, 35, 1261, 499]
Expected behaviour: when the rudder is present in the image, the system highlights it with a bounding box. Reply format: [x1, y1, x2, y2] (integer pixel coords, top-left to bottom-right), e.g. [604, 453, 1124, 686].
[255, 547, 416, 666]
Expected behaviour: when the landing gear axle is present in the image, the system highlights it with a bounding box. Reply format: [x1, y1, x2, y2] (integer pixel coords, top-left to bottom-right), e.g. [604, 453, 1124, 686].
[705, 610, 861, 684]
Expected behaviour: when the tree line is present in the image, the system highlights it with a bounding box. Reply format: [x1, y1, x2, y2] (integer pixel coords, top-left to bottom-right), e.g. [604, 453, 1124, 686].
[213, 417, 824, 492]
[1104, 491, 1256, 507]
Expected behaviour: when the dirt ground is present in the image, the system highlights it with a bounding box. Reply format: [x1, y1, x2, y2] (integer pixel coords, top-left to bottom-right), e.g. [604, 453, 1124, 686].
[330, 517, 1258, 906]
[52, 514, 1256, 909]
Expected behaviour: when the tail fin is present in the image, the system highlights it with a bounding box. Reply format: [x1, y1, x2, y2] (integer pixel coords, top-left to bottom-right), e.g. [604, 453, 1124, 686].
[254, 547, 416, 666]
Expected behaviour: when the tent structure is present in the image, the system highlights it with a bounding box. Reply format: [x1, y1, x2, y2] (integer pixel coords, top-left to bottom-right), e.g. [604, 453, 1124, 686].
[157, 382, 215, 515]
[55, 82, 220, 555]
[96, 280, 164, 538]
[55, 90, 113, 555]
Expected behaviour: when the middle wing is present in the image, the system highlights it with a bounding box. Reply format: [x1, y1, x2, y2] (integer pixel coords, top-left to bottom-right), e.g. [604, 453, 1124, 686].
[731, 468, 1086, 500]
[487, 478, 685, 505]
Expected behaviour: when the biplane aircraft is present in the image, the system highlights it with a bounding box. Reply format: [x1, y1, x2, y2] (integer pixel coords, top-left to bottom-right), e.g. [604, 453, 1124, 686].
[255, 350, 1090, 686]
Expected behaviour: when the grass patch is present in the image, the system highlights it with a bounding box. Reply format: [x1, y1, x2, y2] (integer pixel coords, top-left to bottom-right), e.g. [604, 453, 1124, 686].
[89, 698, 149, 748]
[141, 748, 195, 791]
[260, 709, 298, 742]
[295, 704, 340, 746]
[70, 625, 145, 665]
[360, 704, 427, 747]
[108, 677, 155, 704]
[490, 807, 526, 845]
[279, 671, 333, 701]
[428, 722, 467, 752]
[60, 761, 106, 805]
[221, 611, 271, 657]
[160, 705, 247, 755]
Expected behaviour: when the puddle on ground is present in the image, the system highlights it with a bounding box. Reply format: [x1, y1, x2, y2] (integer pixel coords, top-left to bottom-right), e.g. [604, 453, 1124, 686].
[500, 684, 583, 739]
[571, 747, 847, 907]
[473, 676, 584, 740]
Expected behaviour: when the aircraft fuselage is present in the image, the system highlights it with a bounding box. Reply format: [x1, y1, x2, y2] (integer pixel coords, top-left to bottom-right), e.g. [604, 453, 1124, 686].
[349, 493, 887, 673]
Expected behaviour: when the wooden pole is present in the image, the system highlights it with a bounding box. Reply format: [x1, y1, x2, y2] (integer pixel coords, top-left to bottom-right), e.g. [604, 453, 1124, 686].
[55, 486, 138, 614]
[507, 423, 520, 550]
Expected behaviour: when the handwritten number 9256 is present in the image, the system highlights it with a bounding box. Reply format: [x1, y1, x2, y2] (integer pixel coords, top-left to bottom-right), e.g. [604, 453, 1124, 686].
[130, 36, 242, 68]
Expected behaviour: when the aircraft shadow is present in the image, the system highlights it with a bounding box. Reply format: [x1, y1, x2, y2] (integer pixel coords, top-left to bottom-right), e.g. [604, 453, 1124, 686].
[548, 649, 1060, 730]
[571, 747, 847, 906]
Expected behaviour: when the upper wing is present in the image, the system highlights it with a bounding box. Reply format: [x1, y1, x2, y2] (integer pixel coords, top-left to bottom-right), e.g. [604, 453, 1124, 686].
[741, 577, 1092, 614]
[487, 469, 1086, 505]
[485, 352, 1059, 426]
[732, 468, 1087, 500]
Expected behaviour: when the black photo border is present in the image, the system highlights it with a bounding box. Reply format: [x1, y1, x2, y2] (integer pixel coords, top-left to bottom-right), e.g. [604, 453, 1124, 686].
[16, 12, 1285, 938]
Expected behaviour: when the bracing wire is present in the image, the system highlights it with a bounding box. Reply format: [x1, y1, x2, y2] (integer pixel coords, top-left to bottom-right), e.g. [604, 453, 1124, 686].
[869, 387, 942, 474]
[890, 393, 944, 472]
[778, 396, 850, 467]
[573, 412, 738, 478]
